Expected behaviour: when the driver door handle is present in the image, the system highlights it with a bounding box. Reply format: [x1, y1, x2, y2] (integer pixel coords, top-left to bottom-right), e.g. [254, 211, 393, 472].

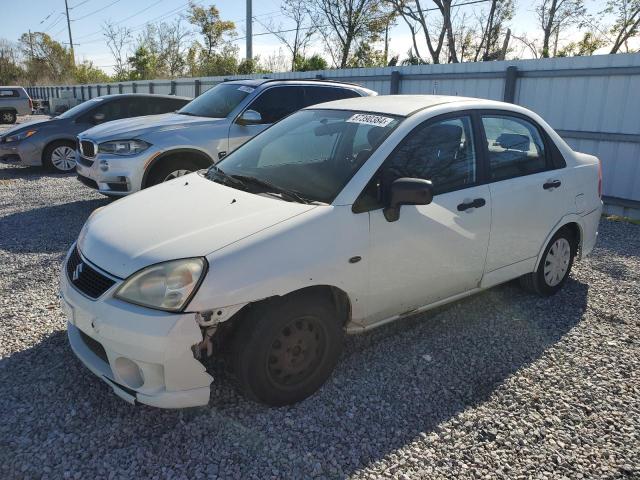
[457, 198, 486, 212]
[543, 179, 562, 190]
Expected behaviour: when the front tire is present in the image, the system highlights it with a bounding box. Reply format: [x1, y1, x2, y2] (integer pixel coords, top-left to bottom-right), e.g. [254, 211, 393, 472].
[231, 293, 344, 406]
[145, 158, 200, 188]
[520, 228, 576, 296]
[43, 141, 77, 172]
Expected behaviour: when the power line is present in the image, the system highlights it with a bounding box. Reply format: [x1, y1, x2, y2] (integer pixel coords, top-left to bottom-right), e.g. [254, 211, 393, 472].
[72, 0, 124, 21]
[70, 0, 93, 8]
[74, 0, 168, 40]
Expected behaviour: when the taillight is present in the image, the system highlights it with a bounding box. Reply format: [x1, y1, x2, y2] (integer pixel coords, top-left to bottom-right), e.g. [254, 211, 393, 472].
[29, 98, 33, 111]
[597, 160, 602, 198]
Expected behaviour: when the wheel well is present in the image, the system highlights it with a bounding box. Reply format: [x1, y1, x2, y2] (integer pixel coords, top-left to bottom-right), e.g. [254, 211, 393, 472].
[560, 222, 581, 251]
[41, 139, 75, 163]
[143, 150, 213, 187]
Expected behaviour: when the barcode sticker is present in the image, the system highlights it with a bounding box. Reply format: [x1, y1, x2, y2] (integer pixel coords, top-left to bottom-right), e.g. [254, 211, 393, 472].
[346, 113, 394, 127]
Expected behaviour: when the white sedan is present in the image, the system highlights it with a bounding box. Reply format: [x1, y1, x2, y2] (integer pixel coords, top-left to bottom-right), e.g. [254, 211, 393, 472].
[60, 95, 602, 408]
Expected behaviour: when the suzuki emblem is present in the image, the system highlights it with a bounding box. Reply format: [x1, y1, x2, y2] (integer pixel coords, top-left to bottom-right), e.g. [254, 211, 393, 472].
[72, 262, 84, 281]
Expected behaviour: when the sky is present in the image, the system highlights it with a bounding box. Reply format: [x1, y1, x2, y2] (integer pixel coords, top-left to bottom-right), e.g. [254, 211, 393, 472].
[1, 0, 614, 74]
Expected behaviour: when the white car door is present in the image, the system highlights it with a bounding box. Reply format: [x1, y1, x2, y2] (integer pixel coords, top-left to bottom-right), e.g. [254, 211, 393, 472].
[480, 114, 571, 274]
[227, 85, 305, 154]
[362, 114, 492, 324]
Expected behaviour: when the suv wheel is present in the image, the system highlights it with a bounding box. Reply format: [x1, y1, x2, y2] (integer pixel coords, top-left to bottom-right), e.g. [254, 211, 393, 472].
[146, 158, 201, 188]
[43, 141, 77, 172]
[520, 228, 576, 296]
[1, 110, 17, 124]
[231, 293, 344, 406]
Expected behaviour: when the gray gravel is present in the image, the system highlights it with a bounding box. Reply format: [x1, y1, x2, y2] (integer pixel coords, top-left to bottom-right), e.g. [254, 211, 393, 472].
[0, 161, 639, 479]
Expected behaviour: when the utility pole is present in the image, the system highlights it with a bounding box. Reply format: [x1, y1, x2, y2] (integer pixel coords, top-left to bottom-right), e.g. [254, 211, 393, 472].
[246, 0, 252, 61]
[64, 0, 75, 66]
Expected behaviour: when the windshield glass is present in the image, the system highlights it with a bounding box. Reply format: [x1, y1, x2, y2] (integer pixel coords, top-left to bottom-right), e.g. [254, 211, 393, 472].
[177, 83, 252, 118]
[57, 97, 104, 119]
[212, 109, 401, 204]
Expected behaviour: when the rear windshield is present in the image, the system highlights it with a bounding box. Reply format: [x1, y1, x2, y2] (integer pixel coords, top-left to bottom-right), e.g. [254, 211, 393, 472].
[177, 83, 252, 118]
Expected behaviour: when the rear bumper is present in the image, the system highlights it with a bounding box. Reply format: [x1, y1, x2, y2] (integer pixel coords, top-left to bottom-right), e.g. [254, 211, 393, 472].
[580, 203, 602, 258]
[60, 247, 212, 408]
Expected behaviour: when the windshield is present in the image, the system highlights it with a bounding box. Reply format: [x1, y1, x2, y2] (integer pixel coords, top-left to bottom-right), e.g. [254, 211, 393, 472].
[56, 97, 104, 119]
[177, 83, 253, 118]
[211, 109, 401, 204]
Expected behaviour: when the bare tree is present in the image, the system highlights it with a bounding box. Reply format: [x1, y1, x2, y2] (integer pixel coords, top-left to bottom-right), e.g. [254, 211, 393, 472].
[388, 0, 447, 63]
[536, 0, 586, 57]
[511, 32, 541, 58]
[312, 0, 389, 68]
[471, 0, 514, 61]
[606, 0, 640, 53]
[103, 21, 132, 80]
[256, 0, 316, 70]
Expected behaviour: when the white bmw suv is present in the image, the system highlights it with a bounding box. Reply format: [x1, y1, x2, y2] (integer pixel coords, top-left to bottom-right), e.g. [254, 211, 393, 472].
[61, 95, 602, 408]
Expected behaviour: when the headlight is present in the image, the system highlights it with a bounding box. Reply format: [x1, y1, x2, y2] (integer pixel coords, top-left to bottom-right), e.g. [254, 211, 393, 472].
[98, 139, 150, 156]
[115, 258, 207, 312]
[5, 129, 37, 143]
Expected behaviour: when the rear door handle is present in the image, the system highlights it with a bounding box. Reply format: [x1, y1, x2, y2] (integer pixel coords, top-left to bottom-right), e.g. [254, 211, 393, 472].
[543, 180, 561, 190]
[457, 198, 486, 212]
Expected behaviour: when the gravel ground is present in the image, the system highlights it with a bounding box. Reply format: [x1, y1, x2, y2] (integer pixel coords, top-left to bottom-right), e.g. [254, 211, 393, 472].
[0, 161, 639, 479]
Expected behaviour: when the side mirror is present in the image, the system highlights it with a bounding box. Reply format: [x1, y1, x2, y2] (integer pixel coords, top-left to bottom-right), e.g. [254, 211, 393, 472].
[383, 177, 433, 222]
[92, 112, 106, 124]
[236, 109, 262, 126]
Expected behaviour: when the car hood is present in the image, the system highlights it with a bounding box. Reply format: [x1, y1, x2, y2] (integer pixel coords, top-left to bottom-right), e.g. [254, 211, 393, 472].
[80, 113, 223, 140]
[1, 118, 55, 137]
[78, 172, 317, 278]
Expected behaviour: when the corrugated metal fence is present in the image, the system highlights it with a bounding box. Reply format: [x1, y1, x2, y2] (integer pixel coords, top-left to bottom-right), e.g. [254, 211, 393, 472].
[29, 53, 640, 212]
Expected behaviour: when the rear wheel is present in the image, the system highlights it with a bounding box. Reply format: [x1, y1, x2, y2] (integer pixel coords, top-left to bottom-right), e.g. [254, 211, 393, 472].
[145, 158, 201, 188]
[231, 293, 344, 406]
[520, 228, 576, 296]
[43, 141, 77, 172]
[1, 110, 17, 124]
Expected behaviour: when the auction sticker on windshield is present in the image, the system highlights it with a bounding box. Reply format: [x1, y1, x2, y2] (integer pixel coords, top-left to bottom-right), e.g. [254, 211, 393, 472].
[237, 86, 255, 93]
[346, 113, 394, 127]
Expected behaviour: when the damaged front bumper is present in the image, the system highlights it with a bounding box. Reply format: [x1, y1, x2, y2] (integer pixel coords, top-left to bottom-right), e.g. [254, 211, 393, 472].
[60, 259, 214, 409]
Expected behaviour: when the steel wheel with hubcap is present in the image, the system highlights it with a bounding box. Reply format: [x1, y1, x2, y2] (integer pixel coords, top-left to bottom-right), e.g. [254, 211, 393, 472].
[231, 292, 344, 406]
[520, 227, 576, 296]
[43, 141, 77, 172]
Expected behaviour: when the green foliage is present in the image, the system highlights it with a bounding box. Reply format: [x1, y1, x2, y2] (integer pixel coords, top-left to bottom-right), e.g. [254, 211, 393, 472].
[128, 46, 158, 80]
[293, 54, 328, 71]
[19, 32, 74, 83]
[557, 32, 606, 57]
[0, 39, 25, 84]
[347, 44, 386, 68]
[73, 60, 111, 83]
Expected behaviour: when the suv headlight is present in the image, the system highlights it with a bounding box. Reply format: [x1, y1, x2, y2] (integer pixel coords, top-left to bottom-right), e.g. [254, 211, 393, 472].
[98, 139, 150, 156]
[5, 129, 37, 143]
[115, 258, 207, 312]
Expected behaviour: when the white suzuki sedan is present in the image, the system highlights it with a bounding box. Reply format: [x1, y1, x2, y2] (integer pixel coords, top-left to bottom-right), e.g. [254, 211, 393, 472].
[60, 95, 602, 408]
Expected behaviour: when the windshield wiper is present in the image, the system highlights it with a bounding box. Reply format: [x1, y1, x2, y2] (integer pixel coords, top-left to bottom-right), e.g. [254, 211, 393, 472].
[206, 165, 249, 190]
[230, 174, 314, 204]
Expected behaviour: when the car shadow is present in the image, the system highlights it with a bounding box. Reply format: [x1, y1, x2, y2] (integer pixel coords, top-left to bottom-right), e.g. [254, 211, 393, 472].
[0, 165, 77, 181]
[0, 278, 589, 478]
[0, 198, 108, 253]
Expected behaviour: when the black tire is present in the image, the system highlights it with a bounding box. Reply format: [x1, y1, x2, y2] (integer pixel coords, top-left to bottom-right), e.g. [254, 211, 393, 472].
[43, 140, 77, 172]
[519, 227, 577, 296]
[231, 292, 344, 406]
[1, 110, 17, 124]
[145, 158, 201, 188]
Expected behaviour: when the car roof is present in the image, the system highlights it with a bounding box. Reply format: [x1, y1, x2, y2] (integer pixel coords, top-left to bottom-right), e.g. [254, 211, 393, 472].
[93, 93, 191, 101]
[305, 94, 499, 116]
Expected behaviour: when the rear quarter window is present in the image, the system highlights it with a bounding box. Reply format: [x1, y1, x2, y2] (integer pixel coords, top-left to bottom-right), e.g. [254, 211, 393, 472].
[0, 89, 19, 98]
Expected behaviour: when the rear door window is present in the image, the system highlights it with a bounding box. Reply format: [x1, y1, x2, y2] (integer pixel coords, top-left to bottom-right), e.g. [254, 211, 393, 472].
[303, 87, 360, 107]
[481, 115, 548, 182]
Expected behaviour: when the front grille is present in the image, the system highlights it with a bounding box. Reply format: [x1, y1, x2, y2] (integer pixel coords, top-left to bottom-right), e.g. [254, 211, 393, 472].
[78, 328, 109, 365]
[77, 174, 98, 190]
[66, 246, 115, 299]
[80, 140, 96, 158]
